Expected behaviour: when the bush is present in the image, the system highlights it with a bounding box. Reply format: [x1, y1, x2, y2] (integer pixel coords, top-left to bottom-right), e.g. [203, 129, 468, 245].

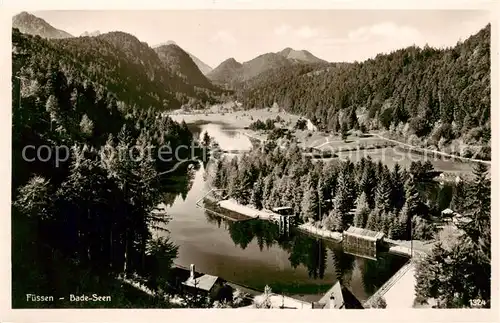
[366, 295, 387, 309]
[412, 217, 436, 241]
[464, 127, 483, 144]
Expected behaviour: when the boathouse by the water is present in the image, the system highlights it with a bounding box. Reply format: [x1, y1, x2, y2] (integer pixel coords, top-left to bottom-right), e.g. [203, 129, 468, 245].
[272, 207, 294, 234]
[342, 226, 385, 259]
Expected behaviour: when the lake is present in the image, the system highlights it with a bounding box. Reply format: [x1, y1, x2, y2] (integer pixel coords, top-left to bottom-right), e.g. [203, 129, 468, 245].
[158, 120, 409, 303]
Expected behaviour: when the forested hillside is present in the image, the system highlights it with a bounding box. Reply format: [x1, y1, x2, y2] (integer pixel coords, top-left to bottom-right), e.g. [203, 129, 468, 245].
[12, 27, 198, 307]
[155, 43, 216, 90]
[211, 142, 491, 307]
[14, 28, 223, 111]
[239, 25, 490, 156]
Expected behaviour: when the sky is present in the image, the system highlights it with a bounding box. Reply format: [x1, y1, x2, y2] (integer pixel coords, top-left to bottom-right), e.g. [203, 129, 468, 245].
[31, 10, 491, 68]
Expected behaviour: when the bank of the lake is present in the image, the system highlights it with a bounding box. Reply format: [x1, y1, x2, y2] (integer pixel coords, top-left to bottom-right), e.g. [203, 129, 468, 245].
[156, 121, 409, 303]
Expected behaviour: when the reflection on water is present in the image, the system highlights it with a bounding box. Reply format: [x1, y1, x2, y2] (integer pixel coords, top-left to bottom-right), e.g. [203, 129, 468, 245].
[158, 121, 408, 303]
[187, 121, 253, 152]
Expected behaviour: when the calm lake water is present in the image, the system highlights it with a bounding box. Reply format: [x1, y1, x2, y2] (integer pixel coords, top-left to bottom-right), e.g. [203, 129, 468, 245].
[160, 121, 408, 303]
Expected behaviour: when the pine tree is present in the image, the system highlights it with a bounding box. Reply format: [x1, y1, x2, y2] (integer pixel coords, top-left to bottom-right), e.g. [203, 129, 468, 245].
[353, 192, 370, 228]
[212, 159, 226, 189]
[301, 175, 319, 222]
[324, 208, 343, 231]
[202, 131, 211, 147]
[449, 179, 467, 214]
[262, 175, 274, 209]
[333, 163, 356, 215]
[251, 175, 264, 210]
[293, 177, 305, 217]
[79, 114, 94, 137]
[341, 122, 349, 141]
[375, 167, 392, 212]
[14, 175, 53, 221]
[391, 163, 406, 210]
[405, 176, 421, 217]
[317, 175, 327, 220]
[461, 163, 491, 259]
[359, 163, 376, 208]
[388, 216, 405, 240]
[365, 208, 381, 231]
[397, 203, 411, 240]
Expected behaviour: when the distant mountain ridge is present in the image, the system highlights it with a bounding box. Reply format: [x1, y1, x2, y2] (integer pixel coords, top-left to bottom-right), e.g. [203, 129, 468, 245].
[207, 47, 328, 86]
[12, 11, 73, 39]
[81, 30, 101, 37]
[153, 41, 213, 75]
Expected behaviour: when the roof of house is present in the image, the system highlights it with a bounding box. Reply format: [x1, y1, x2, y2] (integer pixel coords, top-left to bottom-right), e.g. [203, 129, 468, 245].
[441, 208, 455, 215]
[344, 226, 384, 241]
[182, 274, 219, 292]
[318, 281, 364, 309]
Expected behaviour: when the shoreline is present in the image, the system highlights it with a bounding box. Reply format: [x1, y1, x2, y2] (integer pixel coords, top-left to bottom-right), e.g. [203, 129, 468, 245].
[204, 197, 429, 258]
[211, 198, 343, 242]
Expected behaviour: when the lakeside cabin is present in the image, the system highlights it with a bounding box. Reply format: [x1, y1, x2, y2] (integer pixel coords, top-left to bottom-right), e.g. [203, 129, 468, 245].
[170, 264, 233, 303]
[342, 226, 385, 260]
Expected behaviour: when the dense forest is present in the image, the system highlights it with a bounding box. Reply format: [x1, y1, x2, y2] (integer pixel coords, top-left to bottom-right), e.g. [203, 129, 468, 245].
[210, 141, 491, 307]
[238, 25, 490, 158]
[210, 144, 442, 240]
[14, 28, 225, 113]
[12, 28, 202, 307]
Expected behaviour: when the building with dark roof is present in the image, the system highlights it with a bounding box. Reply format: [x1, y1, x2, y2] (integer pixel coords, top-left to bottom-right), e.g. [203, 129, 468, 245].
[170, 264, 233, 303]
[314, 281, 364, 309]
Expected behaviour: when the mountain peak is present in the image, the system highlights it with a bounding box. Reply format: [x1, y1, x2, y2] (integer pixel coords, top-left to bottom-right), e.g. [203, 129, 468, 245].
[152, 40, 177, 48]
[222, 57, 241, 66]
[279, 47, 294, 56]
[277, 47, 327, 63]
[13, 11, 73, 39]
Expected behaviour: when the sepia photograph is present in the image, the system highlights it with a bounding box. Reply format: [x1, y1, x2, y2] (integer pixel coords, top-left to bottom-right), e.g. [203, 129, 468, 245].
[4, 3, 495, 318]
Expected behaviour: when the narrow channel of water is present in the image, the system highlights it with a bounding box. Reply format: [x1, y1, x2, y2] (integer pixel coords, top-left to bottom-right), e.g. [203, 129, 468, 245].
[159, 121, 408, 303]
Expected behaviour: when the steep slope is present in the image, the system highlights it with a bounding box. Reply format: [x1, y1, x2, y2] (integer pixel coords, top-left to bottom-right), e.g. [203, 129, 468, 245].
[12, 11, 73, 39]
[189, 54, 213, 75]
[96, 32, 221, 98]
[154, 41, 213, 75]
[154, 44, 215, 89]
